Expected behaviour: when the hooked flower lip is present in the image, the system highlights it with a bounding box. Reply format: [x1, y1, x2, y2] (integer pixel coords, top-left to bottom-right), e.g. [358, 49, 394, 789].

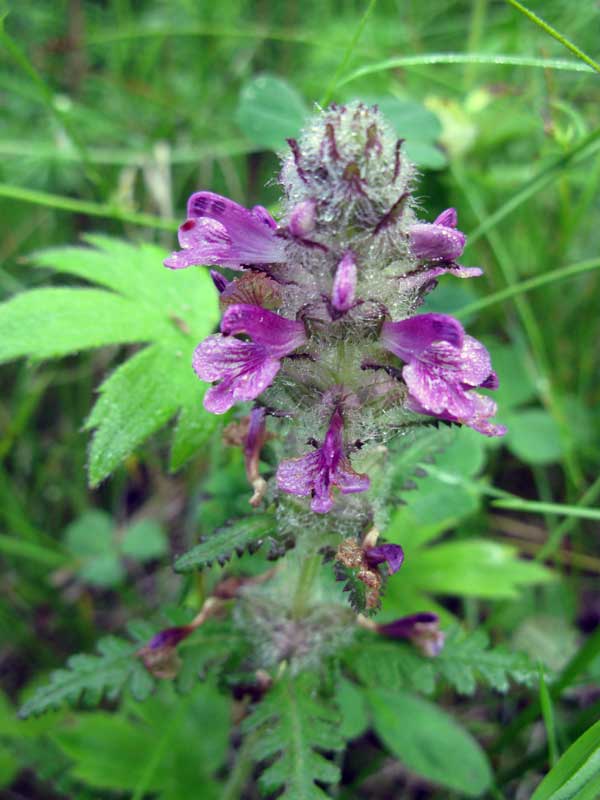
[409, 207, 466, 264]
[193, 303, 307, 415]
[381, 312, 506, 437]
[276, 408, 370, 514]
[164, 191, 286, 270]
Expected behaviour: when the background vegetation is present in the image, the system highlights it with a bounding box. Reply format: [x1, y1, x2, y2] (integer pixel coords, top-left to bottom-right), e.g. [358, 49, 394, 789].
[1, 1, 599, 798]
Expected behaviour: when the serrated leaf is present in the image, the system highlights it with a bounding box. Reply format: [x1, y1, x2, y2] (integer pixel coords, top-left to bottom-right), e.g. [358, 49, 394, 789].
[64, 510, 125, 587]
[435, 628, 538, 694]
[348, 641, 436, 695]
[19, 635, 151, 718]
[169, 390, 222, 471]
[0, 288, 160, 363]
[3, 237, 220, 482]
[243, 673, 343, 799]
[174, 514, 275, 572]
[84, 335, 203, 486]
[366, 688, 492, 797]
[236, 75, 308, 152]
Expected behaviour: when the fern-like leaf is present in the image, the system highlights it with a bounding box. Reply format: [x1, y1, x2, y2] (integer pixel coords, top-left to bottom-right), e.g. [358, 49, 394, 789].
[434, 628, 539, 694]
[174, 514, 277, 572]
[243, 673, 344, 799]
[19, 632, 154, 718]
[348, 628, 538, 696]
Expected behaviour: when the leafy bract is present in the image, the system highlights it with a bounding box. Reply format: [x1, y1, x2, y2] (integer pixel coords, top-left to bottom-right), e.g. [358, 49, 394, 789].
[243, 673, 344, 799]
[19, 629, 154, 718]
[0, 236, 219, 483]
[174, 514, 276, 572]
[348, 627, 538, 696]
[366, 688, 492, 797]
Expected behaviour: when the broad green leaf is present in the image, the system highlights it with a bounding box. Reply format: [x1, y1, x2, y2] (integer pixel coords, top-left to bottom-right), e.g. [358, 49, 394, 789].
[174, 514, 276, 572]
[335, 678, 369, 740]
[401, 539, 553, 598]
[3, 237, 220, 482]
[236, 75, 308, 151]
[504, 409, 563, 465]
[366, 688, 492, 797]
[84, 334, 203, 486]
[120, 519, 168, 562]
[243, 673, 343, 799]
[51, 683, 229, 798]
[0, 288, 159, 362]
[64, 510, 124, 587]
[531, 719, 600, 800]
[483, 338, 537, 410]
[404, 140, 447, 169]
[349, 641, 436, 695]
[19, 633, 153, 718]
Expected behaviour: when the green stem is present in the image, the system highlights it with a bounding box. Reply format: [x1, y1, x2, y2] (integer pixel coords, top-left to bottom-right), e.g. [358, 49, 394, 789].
[505, 0, 600, 74]
[222, 730, 259, 800]
[292, 554, 322, 620]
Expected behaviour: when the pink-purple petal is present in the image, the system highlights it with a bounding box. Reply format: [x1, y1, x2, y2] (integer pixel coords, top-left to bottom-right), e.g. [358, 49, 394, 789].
[409, 222, 466, 263]
[365, 543, 404, 574]
[381, 313, 464, 359]
[220, 304, 307, 352]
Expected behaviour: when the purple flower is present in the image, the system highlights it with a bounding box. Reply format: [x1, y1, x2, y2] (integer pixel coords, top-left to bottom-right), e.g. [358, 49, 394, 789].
[164, 191, 286, 270]
[332, 251, 357, 313]
[381, 312, 506, 437]
[409, 207, 466, 264]
[377, 612, 445, 657]
[194, 304, 307, 414]
[365, 543, 404, 575]
[276, 408, 370, 513]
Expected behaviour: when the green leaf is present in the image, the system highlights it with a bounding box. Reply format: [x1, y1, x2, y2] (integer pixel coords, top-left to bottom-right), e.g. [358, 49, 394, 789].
[174, 514, 276, 572]
[243, 673, 343, 799]
[531, 719, 600, 800]
[51, 683, 229, 798]
[483, 338, 537, 410]
[434, 628, 539, 694]
[120, 519, 168, 562]
[19, 633, 153, 718]
[400, 539, 553, 599]
[84, 335, 204, 486]
[64, 510, 125, 587]
[2, 237, 220, 482]
[0, 288, 159, 363]
[349, 641, 436, 695]
[366, 688, 492, 797]
[504, 408, 563, 465]
[236, 75, 308, 151]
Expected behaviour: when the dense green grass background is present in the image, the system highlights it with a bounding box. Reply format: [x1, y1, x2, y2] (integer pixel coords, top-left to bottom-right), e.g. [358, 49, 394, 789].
[1, 1, 600, 798]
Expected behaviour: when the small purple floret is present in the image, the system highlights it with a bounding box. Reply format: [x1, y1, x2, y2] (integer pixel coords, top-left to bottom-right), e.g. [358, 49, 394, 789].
[194, 304, 306, 414]
[332, 251, 357, 312]
[377, 612, 445, 657]
[409, 207, 466, 264]
[365, 543, 404, 575]
[276, 408, 370, 513]
[147, 625, 192, 650]
[164, 191, 286, 270]
[381, 313, 506, 437]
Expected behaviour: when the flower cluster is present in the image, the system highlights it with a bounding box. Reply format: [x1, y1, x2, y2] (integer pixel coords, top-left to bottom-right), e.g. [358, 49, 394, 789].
[166, 102, 505, 522]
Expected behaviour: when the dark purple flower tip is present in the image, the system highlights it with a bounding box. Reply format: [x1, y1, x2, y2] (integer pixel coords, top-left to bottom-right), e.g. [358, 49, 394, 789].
[381, 313, 465, 359]
[332, 251, 357, 312]
[276, 408, 370, 514]
[194, 305, 307, 414]
[377, 612, 445, 657]
[147, 625, 193, 650]
[210, 269, 230, 293]
[365, 543, 404, 575]
[434, 207, 458, 228]
[164, 191, 286, 270]
[289, 199, 317, 238]
[410, 208, 466, 263]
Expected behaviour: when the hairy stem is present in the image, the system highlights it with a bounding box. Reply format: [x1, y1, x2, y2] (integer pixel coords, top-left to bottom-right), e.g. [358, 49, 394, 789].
[292, 554, 322, 620]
